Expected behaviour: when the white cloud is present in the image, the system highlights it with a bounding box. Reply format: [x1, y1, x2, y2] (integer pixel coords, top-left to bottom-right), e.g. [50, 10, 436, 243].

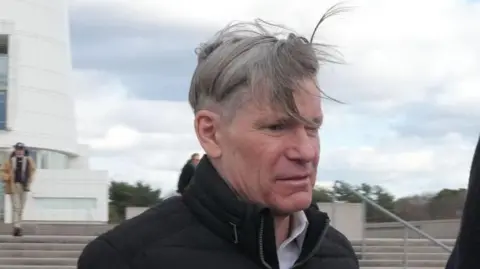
[71, 0, 480, 197]
[73, 70, 203, 194]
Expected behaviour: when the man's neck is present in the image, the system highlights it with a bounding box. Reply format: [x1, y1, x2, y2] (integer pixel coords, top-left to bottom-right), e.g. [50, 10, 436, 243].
[274, 215, 291, 248]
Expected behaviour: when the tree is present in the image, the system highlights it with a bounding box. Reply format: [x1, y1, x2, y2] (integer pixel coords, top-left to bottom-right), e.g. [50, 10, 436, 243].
[394, 194, 432, 221]
[331, 183, 362, 203]
[109, 181, 162, 222]
[427, 188, 466, 219]
[315, 182, 468, 222]
[330, 182, 395, 222]
[312, 187, 333, 203]
[368, 185, 395, 222]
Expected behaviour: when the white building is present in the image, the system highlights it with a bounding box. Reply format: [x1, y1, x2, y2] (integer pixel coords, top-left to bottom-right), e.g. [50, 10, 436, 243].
[0, 1, 109, 223]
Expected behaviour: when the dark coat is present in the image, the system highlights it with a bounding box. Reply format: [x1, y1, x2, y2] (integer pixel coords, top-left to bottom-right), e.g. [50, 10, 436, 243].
[445, 135, 480, 269]
[77, 157, 358, 269]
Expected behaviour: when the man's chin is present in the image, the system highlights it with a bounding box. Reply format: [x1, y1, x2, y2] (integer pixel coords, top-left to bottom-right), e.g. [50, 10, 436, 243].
[270, 193, 312, 215]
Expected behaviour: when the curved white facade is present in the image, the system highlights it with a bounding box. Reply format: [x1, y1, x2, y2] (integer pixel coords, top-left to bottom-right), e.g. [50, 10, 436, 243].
[0, 0, 77, 154]
[0, 0, 109, 223]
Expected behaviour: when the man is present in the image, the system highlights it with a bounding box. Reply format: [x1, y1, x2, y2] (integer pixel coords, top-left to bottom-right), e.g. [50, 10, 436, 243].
[1, 142, 36, 236]
[176, 153, 200, 194]
[78, 17, 358, 269]
[445, 136, 480, 269]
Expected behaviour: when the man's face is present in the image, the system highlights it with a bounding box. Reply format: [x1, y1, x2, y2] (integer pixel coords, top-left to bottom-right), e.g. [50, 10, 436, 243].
[215, 79, 322, 214]
[15, 148, 25, 157]
[192, 155, 200, 166]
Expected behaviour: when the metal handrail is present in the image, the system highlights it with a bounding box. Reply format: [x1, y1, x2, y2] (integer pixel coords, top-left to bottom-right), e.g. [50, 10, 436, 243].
[334, 180, 452, 252]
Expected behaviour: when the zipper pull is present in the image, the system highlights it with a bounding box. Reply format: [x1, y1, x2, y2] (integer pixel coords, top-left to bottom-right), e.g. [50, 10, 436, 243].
[229, 222, 239, 244]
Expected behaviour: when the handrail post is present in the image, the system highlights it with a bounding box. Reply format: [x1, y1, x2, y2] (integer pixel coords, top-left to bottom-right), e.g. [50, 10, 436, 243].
[361, 200, 366, 258]
[403, 226, 408, 269]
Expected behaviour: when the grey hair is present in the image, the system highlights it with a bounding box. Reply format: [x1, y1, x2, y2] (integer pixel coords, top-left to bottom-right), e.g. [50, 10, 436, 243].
[188, 5, 347, 123]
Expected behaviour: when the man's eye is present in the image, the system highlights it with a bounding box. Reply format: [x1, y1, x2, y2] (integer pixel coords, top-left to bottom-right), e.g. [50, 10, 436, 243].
[267, 124, 286, 131]
[306, 125, 320, 132]
[306, 126, 320, 136]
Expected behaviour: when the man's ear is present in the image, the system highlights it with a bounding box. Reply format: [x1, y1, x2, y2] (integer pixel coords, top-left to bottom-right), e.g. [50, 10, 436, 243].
[194, 110, 222, 158]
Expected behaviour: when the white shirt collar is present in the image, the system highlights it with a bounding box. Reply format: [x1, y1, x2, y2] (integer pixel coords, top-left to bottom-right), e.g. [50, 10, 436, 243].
[277, 211, 309, 269]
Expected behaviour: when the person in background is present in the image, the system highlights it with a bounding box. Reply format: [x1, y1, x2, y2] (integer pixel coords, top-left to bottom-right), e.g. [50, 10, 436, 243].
[0, 142, 36, 236]
[77, 9, 358, 269]
[176, 153, 200, 194]
[445, 135, 480, 269]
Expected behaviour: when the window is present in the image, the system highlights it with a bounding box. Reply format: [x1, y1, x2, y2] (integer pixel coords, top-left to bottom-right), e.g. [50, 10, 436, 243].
[28, 149, 69, 169]
[0, 35, 7, 54]
[0, 36, 8, 130]
[0, 91, 5, 130]
[45, 150, 69, 169]
[0, 55, 7, 90]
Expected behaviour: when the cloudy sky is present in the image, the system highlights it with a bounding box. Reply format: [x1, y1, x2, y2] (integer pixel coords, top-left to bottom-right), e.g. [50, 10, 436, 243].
[69, 0, 480, 198]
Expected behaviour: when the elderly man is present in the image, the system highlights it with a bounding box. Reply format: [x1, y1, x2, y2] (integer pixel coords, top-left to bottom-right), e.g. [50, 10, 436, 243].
[78, 18, 358, 269]
[1, 142, 36, 236]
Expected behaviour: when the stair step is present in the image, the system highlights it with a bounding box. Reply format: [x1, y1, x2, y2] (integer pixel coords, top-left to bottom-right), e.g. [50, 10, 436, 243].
[0, 265, 74, 269]
[0, 223, 113, 236]
[0, 257, 77, 266]
[359, 259, 447, 267]
[0, 250, 80, 258]
[359, 252, 450, 260]
[354, 245, 449, 253]
[0, 235, 94, 244]
[360, 267, 444, 269]
[351, 238, 455, 247]
[0, 243, 86, 251]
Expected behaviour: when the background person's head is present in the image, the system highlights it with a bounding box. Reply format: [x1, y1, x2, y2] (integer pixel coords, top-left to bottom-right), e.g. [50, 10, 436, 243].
[190, 19, 337, 215]
[13, 142, 26, 157]
[191, 153, 201, 166]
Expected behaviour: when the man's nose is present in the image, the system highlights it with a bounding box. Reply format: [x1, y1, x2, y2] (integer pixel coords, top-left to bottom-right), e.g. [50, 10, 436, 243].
[286, 128, 318, 163]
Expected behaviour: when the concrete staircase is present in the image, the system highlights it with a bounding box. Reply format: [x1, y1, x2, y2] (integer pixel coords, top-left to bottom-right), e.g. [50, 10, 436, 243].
[353, 238, 454, 269]
[0, 223, 453, 269]
[0, 223, 108, 269]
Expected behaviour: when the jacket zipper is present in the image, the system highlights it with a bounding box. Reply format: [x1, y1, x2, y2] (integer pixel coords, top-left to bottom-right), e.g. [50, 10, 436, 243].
[258, 216, 273, 269]
[292, 219, 331, 268]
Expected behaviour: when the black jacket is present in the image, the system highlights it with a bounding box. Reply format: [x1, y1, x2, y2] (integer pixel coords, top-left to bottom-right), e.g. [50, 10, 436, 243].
[445, 135, 480, 269]
[177, 160, 195, 194]
[78, 157, 358, 269]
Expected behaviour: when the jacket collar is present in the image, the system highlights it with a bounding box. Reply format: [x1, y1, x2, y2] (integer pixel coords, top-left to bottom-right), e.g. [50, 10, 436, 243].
[182, 156, 330, 268]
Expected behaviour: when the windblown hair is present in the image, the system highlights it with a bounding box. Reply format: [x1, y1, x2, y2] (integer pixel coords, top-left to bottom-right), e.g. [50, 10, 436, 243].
[188, 4, 348, 123]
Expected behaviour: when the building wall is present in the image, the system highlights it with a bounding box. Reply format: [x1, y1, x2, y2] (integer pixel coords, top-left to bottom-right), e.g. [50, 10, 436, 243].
[365, 219, 461, 239]
[125, 207, 149, 220]
[318, 202, 365, 240]
[3, 169, 109, 223]
[125, 203, 365, 241]
[0, 1, 109, 223]
[0, 0, 78, 154]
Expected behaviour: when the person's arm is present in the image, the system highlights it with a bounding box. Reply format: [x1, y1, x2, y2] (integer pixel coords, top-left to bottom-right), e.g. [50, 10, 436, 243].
[26, 157, 36, 190]
[78, 238, 131, 269]
[1, 160, 10, 181]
